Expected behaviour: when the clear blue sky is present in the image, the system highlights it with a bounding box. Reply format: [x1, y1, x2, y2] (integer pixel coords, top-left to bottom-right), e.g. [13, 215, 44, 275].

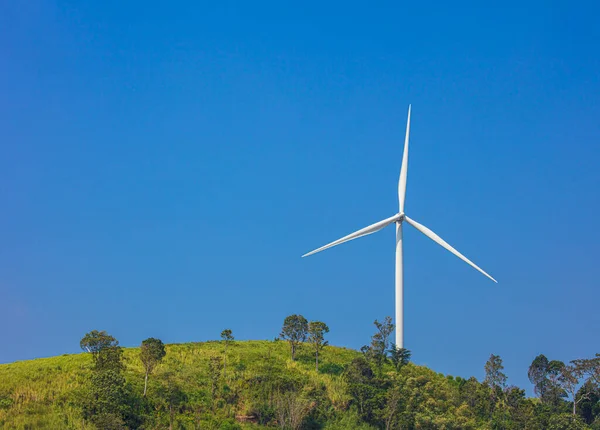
[1, 1, 599, 391]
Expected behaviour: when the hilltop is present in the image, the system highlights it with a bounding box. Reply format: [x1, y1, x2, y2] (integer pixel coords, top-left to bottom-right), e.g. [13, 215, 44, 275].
[0, 340, 595, 429]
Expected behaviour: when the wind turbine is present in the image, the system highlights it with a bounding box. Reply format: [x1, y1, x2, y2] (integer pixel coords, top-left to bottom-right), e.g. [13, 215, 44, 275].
[302, 105, 497, 349]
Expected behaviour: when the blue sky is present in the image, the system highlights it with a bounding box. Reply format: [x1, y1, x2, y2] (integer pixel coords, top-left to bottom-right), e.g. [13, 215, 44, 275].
[1, 0, 599, 391]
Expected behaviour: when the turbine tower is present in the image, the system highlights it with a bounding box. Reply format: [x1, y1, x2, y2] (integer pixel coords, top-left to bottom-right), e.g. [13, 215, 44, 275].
[302, 105, 497, 349]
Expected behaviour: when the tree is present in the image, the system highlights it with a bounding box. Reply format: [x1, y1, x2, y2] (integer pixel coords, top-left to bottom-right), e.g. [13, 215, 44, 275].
[80, 330, 119, 367]
[96, 345, 124, 372]
[221, 329, 234, 378]
[373, 317, 394, 354]
[79, 331, 132, 427]
[274, 390, 312, 430]
[575, 380, 600, 425]
[140, 338, 166, 397]
[344, 357, 383, 423]
[388, 344, 411, 372]
[484, 354, 508, 390]
[381, 377, 407, 430]
[80, 330, 123, 372]
[280, 315, 308, 361]
[559, 364, 586, 417]
[307, 321, 329, 371]
[529, 354, 550, 400]
[81, 369, 128, 429]
[547, 360, 568, 407]
[484, 354, 507, 409]
[369, 317, 394, 371]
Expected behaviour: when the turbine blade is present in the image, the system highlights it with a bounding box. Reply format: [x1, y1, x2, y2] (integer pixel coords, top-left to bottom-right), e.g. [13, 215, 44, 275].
[303, 214, 400, 257]
[404, 215, 497, 283]
[398, 105, 411, 213]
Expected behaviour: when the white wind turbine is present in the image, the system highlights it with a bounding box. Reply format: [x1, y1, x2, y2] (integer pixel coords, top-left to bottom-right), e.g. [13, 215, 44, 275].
[302, 105, 497, 349]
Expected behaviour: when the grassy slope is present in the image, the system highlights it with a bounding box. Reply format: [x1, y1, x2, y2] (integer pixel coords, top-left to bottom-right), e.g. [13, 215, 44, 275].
[0, 340, 361, 429]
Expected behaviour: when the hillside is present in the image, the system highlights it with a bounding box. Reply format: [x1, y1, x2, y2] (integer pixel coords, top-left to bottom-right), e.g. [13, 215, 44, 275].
[0, 340, 358, 429]
[0, 340, 595, 429]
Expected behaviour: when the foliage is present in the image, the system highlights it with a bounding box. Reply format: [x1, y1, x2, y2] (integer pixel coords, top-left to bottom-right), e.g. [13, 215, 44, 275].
[388, 344, 411, 372]
[484, 354, 507, 390]
[307, 321, 329, 371]
[221, 329, 234, 343]
[280, 315, 308, 361]
[1, 339, 599, 429]
[529, 354, 551, 399]
[80, 330, 123, 372]
[363, 316, 394, 372]
[140, 337, 166, 396]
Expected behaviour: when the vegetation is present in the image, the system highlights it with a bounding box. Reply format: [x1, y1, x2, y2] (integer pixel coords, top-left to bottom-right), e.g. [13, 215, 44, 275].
[307, 321, 329, 372]
[0, 316, 599, 429]
[280, 315, 308, 361]
[221, 329, 234, 379]
[140, 338, 167, 397]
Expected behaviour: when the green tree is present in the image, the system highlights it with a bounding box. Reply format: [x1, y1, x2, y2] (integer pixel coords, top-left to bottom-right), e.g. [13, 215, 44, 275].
[547, 360, 568, 407]
[485, 354, 508, 393]
[82, 369, 128, 429]
[80, 330, 120, 369]
[344, 357, 385, 424]
[80, 330, 123, 372]
[140, 337, 166, 397]
[381, 375, 407, 430]
[307, 321, 329, 371]
[529, 354, 550, 400]
[388, 344, 411, 372]
[558, 364, 585, 417]
[368, 317, 394, 371]
[280, 315, 308, 360]
[575, 381, 600, 425]
[221, 329, 234, 378]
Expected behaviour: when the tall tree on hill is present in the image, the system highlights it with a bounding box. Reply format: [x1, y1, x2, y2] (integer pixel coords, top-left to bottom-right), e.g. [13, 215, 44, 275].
[80, 330, 123, 372]
[80, 330, 118, 365]
[280, 314, 308, 361]
[388, 344, 411, 372]
[528, 354, 567, 406]
[529, 354, 550, 400]
[546, 360, 568, 407]
[307, 321, 329, 371]
[558, 364, 585, 417]
[367, 317, 394, 371]
[484, 354, 508, 390]
[220, 329, 234, 378]
[484, 354, 507, 406]
[79, 331, 132, 427]
[140, 338, 166, 397]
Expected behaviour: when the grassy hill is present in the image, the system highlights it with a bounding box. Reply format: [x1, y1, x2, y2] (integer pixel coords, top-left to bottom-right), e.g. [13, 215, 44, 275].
[0, 340, 592, 430]
[0, 340, 362, 429]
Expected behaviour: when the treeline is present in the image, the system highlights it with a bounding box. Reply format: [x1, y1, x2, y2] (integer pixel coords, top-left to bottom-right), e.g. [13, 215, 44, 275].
[74, 316, 599, 429]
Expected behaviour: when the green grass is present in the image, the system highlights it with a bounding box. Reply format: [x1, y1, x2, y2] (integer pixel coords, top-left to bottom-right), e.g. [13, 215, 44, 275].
[0, 340, 360, 429]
